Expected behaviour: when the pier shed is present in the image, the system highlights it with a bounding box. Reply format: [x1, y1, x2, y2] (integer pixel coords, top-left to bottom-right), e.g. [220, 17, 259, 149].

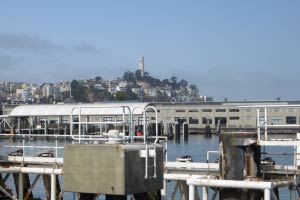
[4, 102, 150, 136]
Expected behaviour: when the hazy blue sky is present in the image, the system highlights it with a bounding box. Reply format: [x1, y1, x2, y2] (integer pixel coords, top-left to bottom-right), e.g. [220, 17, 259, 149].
[0, 1, 300, 101]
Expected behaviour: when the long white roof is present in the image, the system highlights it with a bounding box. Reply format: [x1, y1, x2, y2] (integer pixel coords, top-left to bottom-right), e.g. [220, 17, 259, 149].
[9, 102, 150, 117]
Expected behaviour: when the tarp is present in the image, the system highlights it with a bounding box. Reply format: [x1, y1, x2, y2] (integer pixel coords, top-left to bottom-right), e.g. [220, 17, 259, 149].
[9, 102, 150, 117]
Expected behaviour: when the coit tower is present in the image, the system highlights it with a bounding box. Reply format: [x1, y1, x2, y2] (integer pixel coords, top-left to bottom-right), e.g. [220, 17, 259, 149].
[139, 56, 145, 77]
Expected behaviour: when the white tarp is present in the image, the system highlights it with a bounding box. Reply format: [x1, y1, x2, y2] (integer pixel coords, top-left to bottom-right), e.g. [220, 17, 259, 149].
[9, 102, 150, 117]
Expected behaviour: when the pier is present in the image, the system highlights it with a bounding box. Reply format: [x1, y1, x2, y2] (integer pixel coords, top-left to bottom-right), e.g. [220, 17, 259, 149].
[0, 103, 300, 199]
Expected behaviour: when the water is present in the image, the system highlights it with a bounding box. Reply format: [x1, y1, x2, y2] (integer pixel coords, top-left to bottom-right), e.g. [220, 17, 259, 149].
[0, 134, 295, 199]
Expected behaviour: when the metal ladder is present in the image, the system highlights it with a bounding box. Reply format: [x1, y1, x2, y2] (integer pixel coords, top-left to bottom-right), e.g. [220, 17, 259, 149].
[141, 144, 157, 179]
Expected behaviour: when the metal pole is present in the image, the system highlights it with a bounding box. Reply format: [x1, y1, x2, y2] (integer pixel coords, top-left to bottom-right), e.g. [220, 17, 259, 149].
[296, 133, 300, 166]
[264, 189, 271, 200]
[202, 187, 208, 200]
[79, 107, 81, 143]
[51, 173, 57, 200]
[257, 109, 260, 141]
[45, 117, 48, 135]
[18, 173, 23, 200]
[264, 107, 267, 140]
[18, 117, 21, 134]
[189, 184, 195, 200]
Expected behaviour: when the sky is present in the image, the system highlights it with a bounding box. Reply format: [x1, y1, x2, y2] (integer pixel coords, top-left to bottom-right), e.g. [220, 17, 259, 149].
[0, 1, 300, 101]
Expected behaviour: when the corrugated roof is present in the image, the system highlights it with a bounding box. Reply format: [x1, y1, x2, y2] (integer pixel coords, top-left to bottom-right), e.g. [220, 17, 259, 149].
[9, 102, 150, 117]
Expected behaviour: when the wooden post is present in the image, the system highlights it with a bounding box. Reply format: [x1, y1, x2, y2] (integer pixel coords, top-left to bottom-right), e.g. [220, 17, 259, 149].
[219, 132, 262, 200]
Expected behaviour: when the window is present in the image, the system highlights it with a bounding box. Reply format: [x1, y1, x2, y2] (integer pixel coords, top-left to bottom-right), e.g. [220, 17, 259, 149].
[165, 117, 171, 121]
[151, 117, 156, 120]
[176, 109, 185, 112]
[202, 109, 212, 112]
[216, 109, 226, 112]
[164, 109, 172, 113]
[244, 125, 253, 128]
[243, 116, 252, 121]
[189, 109, 199, 112]
[116, 117, 123, 122]
[287, 108, 295, 112]
[286, 116, 296, 124]
[103, 117, 113, 122]
[271, 116, 282, 125]
[138, 117, 149, 125]
[175, 117, 186, 123]
[229, 117, 240, 120]
[273, 108, 280, 112]
[202, 117, 212, 124]
[245, 109, 252, 112]
[214, 117, 227, 127]
[259, 117, 269, 126]
[189, 117, 199, 124]
[229, 109, 240, 112]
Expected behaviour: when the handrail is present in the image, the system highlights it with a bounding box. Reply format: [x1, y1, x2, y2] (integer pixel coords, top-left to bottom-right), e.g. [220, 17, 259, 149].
[70, 105, 132, 143]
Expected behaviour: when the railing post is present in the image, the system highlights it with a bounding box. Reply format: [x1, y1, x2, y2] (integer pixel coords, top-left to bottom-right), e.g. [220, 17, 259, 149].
[257, 108, 260, 141]
[264, 107, 268, 140]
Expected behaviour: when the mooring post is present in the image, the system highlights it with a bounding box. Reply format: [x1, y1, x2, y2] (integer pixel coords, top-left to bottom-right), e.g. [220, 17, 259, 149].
[219, 132, 262, 200]
[183, 122, 188, 142]
[18, 173, 23, 200]
[175, 121, 180, 143]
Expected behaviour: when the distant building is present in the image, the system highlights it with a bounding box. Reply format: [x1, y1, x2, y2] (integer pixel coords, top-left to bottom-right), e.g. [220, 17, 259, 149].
[16, 89, 31, 102]
[42, 84, 55, 97]
[116, 81, 128, 92]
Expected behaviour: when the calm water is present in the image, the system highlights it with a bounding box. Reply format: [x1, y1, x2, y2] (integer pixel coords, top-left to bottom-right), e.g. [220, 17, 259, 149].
[0, 134, 295, 199]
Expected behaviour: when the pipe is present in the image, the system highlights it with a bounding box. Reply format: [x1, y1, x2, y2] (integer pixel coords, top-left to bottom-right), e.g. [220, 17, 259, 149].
[187, 179, 273, 190]
[0, 167, 62, 175]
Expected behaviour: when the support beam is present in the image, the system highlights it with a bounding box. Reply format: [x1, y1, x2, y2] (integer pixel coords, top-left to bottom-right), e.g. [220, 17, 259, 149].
[264, 189, 271, 200]
[202, 187, 208, 200]
[0, 185, 17, 200]
[24, 174, 40, 200]
[51, 173, 56, 200]
[189, 184, 195, 200]
[18, 173, 23, 200]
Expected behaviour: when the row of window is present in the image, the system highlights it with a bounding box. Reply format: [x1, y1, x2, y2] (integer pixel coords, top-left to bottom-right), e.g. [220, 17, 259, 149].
[174, 109, 240, 113]
[165, 108, 300, 113]
[170, 116, 300, 125]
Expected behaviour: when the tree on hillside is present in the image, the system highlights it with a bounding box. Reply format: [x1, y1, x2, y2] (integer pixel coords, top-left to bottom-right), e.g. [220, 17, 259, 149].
[135, 69, 143, 81]
[122, 71, 135, 82]
[189, 84, 199, 98]
[162, 79, 170, 85]
[95, 76, 103, 83]
[170, 76, 177, 84]
[178, 79, 188, 88]
[71, 80, 89, 102]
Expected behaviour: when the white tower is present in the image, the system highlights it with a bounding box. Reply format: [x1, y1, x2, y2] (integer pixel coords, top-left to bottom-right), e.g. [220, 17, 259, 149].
[139, 56, 145, 77]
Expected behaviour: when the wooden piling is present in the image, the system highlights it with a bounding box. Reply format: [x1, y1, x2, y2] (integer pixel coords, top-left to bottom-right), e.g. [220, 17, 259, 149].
[219, 132, 262, 200]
